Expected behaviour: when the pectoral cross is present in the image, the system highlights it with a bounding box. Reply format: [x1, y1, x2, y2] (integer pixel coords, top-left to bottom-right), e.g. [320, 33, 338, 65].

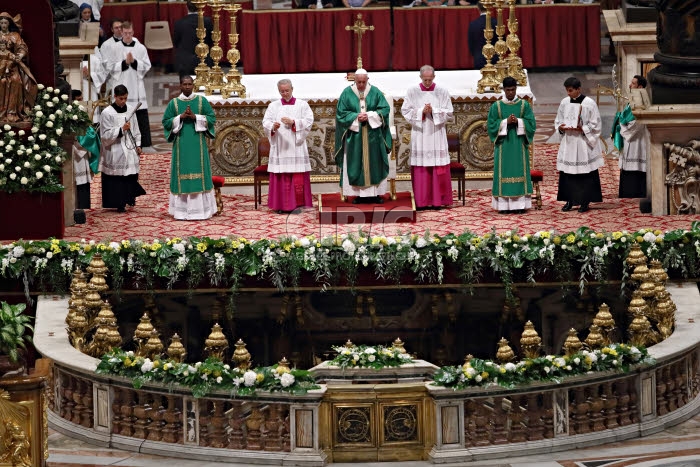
[345, 14, 374, 70]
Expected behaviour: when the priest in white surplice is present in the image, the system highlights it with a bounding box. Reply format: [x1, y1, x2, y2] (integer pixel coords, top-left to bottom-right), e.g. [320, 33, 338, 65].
[107, 21, 152, 148]
[262, 79, 314, 213]
[555, 76, 603, 213]
[401, 65, 454, 209]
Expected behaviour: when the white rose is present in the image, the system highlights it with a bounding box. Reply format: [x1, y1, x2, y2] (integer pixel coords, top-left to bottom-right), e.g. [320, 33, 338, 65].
[61, 94, 68, 101]
[50, 140, 57, 146]
[48, 113, 55, 119]
[20, 177, 27, 185]
[78, 105, 86, 112]
[18, 130, 25, 136]
[23, 162, 30, 168]
[37, 84, 44, 90]
[243, 370, 257, 387]
[42, 94, 49, 100]
[56, 128, 63, 136]
[2, 124, 9, 131]
[35, 111, 43, 118]
[46, 121, 53, 128]
[14, 166, 20, 172]
[46, 87, 53, 92]
[72, 115, 78, 121]
[9, 173, 16, 180]
[38, 134, 46, 141]
[66, 105, 73, 111]
[0, 164, 3, 171]
[31, 126, 38, 133]
[46, 102, 54, 108]
[280, 372, 295, 387]
[367, 355, 376, 362]
[55, 156, 62, 163]
[35, 172, 43, 179]
[25, 149, 31, 155]
[34, 155, 41, 161]
[43, 165, 51, 172]
[46, 251, 52, 259]
[54, 88, 60, 94]
[55, 109, 62, 116]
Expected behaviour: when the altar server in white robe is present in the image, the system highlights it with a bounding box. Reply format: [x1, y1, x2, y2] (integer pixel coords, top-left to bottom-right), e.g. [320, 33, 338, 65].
[107, 21, 152, 148]
[99, 85, 146, 212]
[555, 76, 603, 213]
[81, 47, 107, 123]
[617, 75, 649, 199]
[99, 18, 123, 94]
[401, 65, 454, 209]
[262, 79, 314, 213]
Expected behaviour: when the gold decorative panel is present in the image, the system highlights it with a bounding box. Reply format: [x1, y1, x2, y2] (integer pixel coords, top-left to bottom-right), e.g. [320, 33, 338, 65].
[334, 404, 374, 447]
[381, 403, 419, 444]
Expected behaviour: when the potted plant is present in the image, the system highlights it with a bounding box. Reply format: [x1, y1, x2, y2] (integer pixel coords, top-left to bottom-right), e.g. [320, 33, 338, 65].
[0, 301, 33, 376]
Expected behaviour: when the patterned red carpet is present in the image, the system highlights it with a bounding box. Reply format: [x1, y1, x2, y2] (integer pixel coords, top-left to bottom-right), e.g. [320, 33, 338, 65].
[65, 145, 694, 241]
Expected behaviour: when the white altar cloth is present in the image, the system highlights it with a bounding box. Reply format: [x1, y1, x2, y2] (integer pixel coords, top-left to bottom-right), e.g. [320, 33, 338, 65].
[201, 70, 534, 104]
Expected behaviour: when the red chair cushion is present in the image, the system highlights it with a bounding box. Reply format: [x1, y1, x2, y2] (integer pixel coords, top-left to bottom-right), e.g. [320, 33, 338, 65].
[212, 176, 225, 188]
[253, 164, 269, 175]
[530, 170, 544, 182]
[449, 161, 465, 172]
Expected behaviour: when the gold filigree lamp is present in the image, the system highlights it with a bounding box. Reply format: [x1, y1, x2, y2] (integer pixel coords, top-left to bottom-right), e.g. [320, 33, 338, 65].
[593, 303, 616, 345]
[626, 243, 647, 268]
[204, 323, 229, 360]
[94, 301, 117, 328]
[628, 310, 658, 347]
[86, 253, 109, 293]
[277, 356, 291, 372]
[66, 305, 90, 351]
[191, 0, 211, 90]
[167, 333, 186, 363]
[206, 0, 228, 95]
[496, 337, 515, 363]
[584, 324, 605, 350]
[519, 320, 541, 359]
[134, 313, 155, 357]
[563, 328, 583, 356]
[630, 262, 650, 283]
[627, 290, 650, 317]
[222, 2, 246, 98]
[462, 354, 474, 371]
[144, 330, 164, 360]
[232, 338, 251, 370]
[392, 337, 407, 354]
[105, 323, 122, 351]
[477, 0, 501, 93]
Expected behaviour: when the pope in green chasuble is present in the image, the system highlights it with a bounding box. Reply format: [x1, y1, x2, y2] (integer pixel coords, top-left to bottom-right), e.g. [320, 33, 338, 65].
[163, 94, 216, 196]
[487, 92, 536, 208]
[334, 74, 392, 194]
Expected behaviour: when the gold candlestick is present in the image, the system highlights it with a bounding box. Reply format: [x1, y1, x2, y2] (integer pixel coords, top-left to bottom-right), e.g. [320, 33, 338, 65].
[504, 0, 527, 86]
[346, 14, 374, 71]
[493, 0, 509, 82]
[223, 2, 246, 98]
[191, 0, 211, 91]
[476, 0, 501, 93]
[206, 0, 227, 95]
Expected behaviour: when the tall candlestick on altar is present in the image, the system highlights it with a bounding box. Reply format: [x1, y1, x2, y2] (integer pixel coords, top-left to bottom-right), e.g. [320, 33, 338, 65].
[504, 0, 527, 86]
[493, 0, 509, 83]
[345, 14, 374, 71]
[223, 1, 246, 98]
[476, 0, 501, 93]
[206, 0, 227, 95]
[191, 0, 211, 90]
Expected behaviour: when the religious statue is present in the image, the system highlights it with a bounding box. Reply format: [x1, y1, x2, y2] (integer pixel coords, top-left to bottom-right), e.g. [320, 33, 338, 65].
[0, 13, 38, 123]
[0, 421, 31, 467]
[664, 139, 700, 214]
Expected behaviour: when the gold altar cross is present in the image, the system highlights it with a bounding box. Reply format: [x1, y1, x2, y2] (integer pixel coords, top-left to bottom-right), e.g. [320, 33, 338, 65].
[345, 14, 374, 70]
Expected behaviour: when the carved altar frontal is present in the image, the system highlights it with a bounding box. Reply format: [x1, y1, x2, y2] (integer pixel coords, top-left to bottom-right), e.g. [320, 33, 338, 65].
[205, 70, 535, 184]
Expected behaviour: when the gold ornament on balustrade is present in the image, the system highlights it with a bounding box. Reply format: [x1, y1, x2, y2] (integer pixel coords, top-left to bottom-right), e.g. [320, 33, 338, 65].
[584, 324, 605, 350]
[563, 328, 582, 356]
[134, 313, 155, 357]
[277, 356, 291, 372]
[204, 323, 229, 360]
[94, 301, 117, 328]
[519, 320, 542, 359]
[223, 1, 246, 98]
[648, 259, 669, 284]
[630, 262, 650, 283]
[627, 290, 650, 317]
[232, 338, 252, 370]
[625, 243, 647, 267]
[167, 333, 187, 363]
[496, 337, 515, 363]
[628, 310, 658, 347]
[105, 324, 122, 350]
[86, 253, 109, 292]
[462, 354, 474, 371]
[593, 303, 616, 346]
[392, 337, 407, 354]
[477, 0, 501, 94]
[345, 339, 354, 349]
[638, 275, 657, 299]
[144, 330, 165, 360]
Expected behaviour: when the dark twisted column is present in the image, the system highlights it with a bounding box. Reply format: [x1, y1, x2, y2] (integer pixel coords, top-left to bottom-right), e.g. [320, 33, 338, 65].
[648, 0, 700, 104]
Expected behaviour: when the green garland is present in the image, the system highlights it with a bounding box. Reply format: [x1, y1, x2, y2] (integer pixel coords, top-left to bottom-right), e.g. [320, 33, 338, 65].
[2, 224, 700, 300]
[328, 344, 414, 370]
[96, 349, 320, 398]
[432, 343, 653, 390]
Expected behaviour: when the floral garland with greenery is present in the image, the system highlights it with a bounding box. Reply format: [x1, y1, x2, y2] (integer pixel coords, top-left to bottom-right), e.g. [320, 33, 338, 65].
[329, 344, 414, 369]
[1, 224, 700, 300]
[432, 344, 652, 390]
[96, 349, 320, 398]
[0, 84, 91, 194]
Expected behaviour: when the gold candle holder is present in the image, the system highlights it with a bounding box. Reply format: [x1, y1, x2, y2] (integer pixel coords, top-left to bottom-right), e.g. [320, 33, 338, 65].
[206, 0, 227, 95]
[504, 0, 527, 86]
[191, 0, 211, 90]
[223, 2, 246, 98]
[477, 0, 501, 93]
[493, 0, 509, 83]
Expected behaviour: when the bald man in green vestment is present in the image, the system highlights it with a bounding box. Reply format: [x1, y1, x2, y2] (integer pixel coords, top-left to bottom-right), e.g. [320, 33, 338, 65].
[334, 69, 393, 204]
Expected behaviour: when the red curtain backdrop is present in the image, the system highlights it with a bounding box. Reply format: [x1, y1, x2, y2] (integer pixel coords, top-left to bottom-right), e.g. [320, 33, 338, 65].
[100, 2, 600, 74]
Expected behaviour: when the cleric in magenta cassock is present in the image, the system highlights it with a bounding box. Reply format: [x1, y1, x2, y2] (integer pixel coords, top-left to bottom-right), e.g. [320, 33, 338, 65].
[334, 69, 392, 203]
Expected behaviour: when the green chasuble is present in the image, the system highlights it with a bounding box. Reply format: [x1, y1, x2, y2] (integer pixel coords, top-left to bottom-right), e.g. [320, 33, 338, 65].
[487, 98, 536, 197]
[334, 85, 392, 187]
[162, 95, 216, 195]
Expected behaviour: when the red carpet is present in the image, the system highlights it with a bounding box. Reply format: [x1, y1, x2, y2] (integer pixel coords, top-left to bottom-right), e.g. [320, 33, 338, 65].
[319, 192, 416, 224]
[61, 146, 697, 242]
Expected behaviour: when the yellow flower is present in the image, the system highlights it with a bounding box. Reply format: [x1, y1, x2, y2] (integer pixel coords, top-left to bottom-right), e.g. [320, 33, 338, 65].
[224, 248, 233, 253]
[470, 237, 481, 245]
[500, 367, 506, 374]
[553, 236, 561, 245]
[84, 245, 92, 252]
[316, 242, 321, 247]
[432, 237, 440, 244]
[215, 241, 225, 248]
[371, 237, 381, 245]
[566, 234, 576, 244]
[655, 237, 663, 244]
[635, 236, 644, 243]
[213, 370, 221, 377]
[270, 243, 277, 249]
[483, 233, 491, 239]
[653, 230, 662, 236]
[276, 366, 290, 375]
[512, 235, 520, 242]
[51, 245, 61, 254]
[151, 243, 162, 251]
[121, 240, 131, 248]
[69, 243, 81, 252]
[231, 240, 241, 249]
[196, 243, 207, 252]
[153, 360, 160, 368]
[481, 371, 489, 378]
[163, 363, 171, 370]
[612, 232, 623, 240]
[284, 244, 292, 252]
[124, 358, 132, 366]
[596, 232, 604, 239]
[358, 237, 367, 244]
[256, 373, 265, 382]
[541, 231, 551, 239]
[294, 240, 302, 247]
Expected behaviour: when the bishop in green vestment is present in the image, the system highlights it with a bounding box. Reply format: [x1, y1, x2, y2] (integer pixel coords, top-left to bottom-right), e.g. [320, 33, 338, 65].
[163, 76, 217, 220]
[334, 69, 393, 203]
[487, 76, 536, 213]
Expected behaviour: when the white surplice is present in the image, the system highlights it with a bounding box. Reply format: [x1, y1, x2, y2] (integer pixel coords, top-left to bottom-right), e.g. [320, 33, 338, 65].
[72, 142, 93, 187]
[619, 120, 649, 172]
[400, 84, 453, 166]
[108, 39, 151, 109]
[168, 92, 217, 221]
[262, 98, 314, 173]
[554, 96, 603, 174]
[99, 104, 141, 176]
[99, 36, 121, 94]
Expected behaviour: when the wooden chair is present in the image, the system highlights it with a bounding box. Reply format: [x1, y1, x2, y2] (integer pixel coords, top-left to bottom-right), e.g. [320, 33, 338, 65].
[530, 169, 543, 210]
[254, 137, 270, 209]
[446, 133, 465, 205]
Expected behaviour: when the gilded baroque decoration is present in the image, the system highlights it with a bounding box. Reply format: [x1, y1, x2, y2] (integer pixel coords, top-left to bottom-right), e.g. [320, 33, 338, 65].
[664, 140, 700, 214]
[495, 337, 515, 362]
[520, 320, 542, 359]
[336, 406, 372, 444]
[232, 338, 251, 370]
[0, 390, 31, 467]
[190, 0, 211, 90]
[563, 328, 583, 356]
[204, 323, 229, 360]
[383, 405, 418, 442]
